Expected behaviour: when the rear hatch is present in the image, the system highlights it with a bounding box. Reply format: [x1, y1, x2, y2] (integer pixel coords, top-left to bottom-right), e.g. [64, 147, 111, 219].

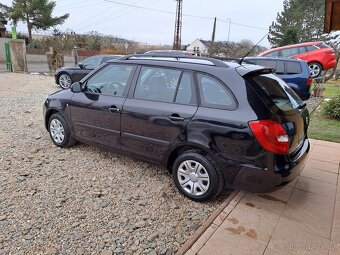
[244, 70, 309, 155]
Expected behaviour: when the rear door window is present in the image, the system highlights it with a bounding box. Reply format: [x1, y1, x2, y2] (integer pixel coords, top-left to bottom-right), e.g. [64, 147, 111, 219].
[286, 62, 302, 74]
[281, 47, 299, 57]
[134, 67, 196, 105]
[247, 73, 303, 111]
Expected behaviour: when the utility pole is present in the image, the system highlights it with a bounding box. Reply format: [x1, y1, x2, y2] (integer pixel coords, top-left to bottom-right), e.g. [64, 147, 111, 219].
[173, 0, 183, 50]
[211, 17, 217, 42]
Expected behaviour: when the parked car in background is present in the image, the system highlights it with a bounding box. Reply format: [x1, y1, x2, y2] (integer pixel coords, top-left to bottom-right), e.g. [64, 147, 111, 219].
[258, 41, 336, 78]
[55, 55, 122, 89]
[244, 57, 312, 100]
[44, 55, 310, 201]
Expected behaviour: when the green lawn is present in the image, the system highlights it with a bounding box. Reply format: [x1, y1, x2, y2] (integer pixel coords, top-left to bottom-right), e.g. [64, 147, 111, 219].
[324, 85, 340, 98]
[308, 106, 340, 143]
[324, 79, 340, 98]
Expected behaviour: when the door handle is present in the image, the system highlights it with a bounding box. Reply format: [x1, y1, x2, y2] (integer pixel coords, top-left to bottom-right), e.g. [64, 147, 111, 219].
[108, 106, 120, 113]
[169, 113, 184, 121]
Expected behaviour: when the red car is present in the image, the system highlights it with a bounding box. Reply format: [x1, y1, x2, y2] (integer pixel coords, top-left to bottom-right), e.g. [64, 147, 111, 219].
[259, 41, 336, 78]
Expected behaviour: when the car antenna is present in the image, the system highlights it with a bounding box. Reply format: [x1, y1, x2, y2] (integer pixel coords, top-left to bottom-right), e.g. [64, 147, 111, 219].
[238, 32, 270, 65]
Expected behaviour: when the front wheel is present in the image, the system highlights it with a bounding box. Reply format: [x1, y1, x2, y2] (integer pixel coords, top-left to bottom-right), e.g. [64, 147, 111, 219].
[48, 113, 75, 148]
[308, 62, 322, 78]
[172, 151, 224, 201]
[58, 73, 73, 89]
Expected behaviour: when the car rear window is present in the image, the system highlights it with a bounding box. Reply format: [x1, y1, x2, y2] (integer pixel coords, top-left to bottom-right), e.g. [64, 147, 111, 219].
[247, 73, 303, 111]
[316, 43, 330, 49]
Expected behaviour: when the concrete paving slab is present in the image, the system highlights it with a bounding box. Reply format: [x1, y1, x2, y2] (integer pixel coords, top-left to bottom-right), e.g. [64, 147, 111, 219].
[295, 176, 337, 197]
[197, 224, 267, 255]
[221, 206, 280, 244]
[265, 217, 331, 255]
[300, 167, 338, 185]
[305, 159, 339, 174]
[331, 200, 340, 243]
[281, 189, 334, 239]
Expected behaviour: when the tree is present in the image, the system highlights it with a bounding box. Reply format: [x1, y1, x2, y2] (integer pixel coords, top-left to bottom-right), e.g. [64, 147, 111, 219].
[0, 0, 69, 44]
[268, 0, 325, 47]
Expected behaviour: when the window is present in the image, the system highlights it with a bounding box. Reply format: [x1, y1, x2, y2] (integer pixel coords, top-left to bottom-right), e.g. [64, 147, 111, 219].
[82, 56, 102, 68]
[281, 47, 299, 57]
[298, 47, 306, 54]
[175, 73, 195, 104]
[286, 62, 302, 74]
[265, 51, 279, 57]
[275, 61, 285, 74]
[84, 64, 134, 97]
[134, 67, 195, 104]
[306, 45, 317, 52]
[248, 74, 303, 111]
[197, 74, 235, 109]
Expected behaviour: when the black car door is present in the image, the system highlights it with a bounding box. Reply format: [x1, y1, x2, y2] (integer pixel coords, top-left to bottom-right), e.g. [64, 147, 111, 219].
[121, 66, 198, 161]
[69, 63, 136, 149]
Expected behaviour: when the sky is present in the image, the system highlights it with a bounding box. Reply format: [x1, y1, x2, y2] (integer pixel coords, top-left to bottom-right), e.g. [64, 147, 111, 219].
[1, 0, 285, 47]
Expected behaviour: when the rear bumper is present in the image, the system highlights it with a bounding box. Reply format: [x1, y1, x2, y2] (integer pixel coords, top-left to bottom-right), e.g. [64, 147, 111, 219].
[222, 139, 310, 193]
[322, 58, 337, 70]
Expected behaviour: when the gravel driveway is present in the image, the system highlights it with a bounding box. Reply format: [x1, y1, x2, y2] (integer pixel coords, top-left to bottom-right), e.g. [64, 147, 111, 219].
[0, 73, 228, 255]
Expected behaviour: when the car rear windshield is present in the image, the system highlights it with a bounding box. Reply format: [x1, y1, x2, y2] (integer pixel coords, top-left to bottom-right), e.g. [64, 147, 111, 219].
[317, 43, 331, 49]
[248, 73, 303, 111]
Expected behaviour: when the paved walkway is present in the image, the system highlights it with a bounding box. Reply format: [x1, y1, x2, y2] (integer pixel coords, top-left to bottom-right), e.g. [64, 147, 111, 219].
[184, 139, 340, 255]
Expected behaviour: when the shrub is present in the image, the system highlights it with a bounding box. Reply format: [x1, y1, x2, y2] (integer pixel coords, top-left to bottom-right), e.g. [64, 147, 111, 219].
[324, 95, 340, 119]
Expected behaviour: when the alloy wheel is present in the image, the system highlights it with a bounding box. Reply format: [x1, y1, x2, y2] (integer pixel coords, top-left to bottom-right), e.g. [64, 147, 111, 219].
[59, 74, 72, 89]
[309, 63, 321, 78]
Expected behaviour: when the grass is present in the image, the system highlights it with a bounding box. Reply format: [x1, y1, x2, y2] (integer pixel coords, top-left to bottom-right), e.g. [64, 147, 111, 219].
[324, 79, 340, 98]
[324, 85, 340, 98]
[308, 105, 340, 143]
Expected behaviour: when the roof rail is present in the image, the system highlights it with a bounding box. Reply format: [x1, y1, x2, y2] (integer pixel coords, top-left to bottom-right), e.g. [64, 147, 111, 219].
[119, 54, 228, 67]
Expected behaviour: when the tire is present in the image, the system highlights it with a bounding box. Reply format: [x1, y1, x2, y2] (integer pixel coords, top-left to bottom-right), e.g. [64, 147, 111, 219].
[58, 73, 73, 89]
[172, 150, 224, 201]
[308, 62, 322, 78]
[48, 113, 75, 148]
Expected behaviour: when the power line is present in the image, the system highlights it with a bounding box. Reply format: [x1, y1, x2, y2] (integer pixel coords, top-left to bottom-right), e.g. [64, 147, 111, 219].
[102, 0, 268, 30]
[75, 0, 162, 32]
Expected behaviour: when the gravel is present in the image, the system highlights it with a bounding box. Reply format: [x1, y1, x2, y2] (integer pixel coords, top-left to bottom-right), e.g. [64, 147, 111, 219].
[0, 73, 229, 254]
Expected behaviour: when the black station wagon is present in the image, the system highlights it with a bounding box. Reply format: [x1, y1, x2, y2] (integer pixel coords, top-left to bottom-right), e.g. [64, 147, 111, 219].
[44, 55, 310, 201]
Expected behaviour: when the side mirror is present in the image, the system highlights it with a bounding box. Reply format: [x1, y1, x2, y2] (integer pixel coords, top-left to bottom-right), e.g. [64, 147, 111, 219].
[78, 63, 84, 69]
[71, 82, 82, 93]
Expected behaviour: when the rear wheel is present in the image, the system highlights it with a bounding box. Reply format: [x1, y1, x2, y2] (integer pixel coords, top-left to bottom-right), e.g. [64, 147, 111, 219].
[308, 62, 322, 78]
[172, 150, 224, 201]
[58, 73, 72, 89]
[48, 113, 75, 148]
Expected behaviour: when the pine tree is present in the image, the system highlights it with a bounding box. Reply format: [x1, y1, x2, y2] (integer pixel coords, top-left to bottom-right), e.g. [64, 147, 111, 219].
[0, 0, 69, 44]
[268, 0, 325, 47]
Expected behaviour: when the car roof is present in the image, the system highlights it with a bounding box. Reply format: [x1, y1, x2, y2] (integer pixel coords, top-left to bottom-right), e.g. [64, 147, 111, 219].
[245, 56, 306, 63]
[107, 54, 272, 76]
[260, 41, 324, 55]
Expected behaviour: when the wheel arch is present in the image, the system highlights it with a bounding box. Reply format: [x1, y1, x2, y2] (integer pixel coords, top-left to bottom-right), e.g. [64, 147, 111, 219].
[308, 61, 324, 70]
[45, 109, 62, 130]
[165, 143, 215, 174]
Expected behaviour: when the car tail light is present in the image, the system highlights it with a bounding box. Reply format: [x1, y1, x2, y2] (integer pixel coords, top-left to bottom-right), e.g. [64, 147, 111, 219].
[307, 77, 312, 87]
[249, 120, 289, 155]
